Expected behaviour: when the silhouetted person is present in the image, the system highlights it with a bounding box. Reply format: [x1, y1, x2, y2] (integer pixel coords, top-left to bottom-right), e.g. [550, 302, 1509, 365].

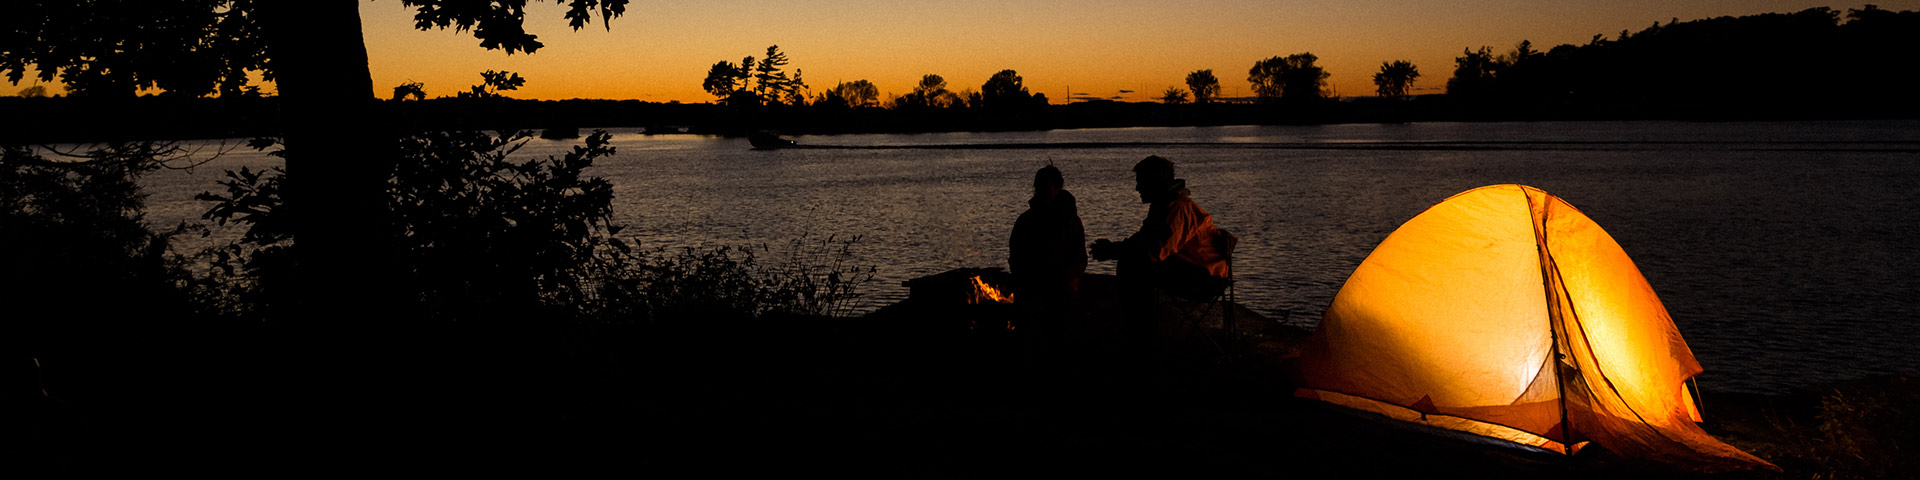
[1090, 156, 1229, 373]
[1009, 165, 1086, 366]
[1089, 156, 1227, 291]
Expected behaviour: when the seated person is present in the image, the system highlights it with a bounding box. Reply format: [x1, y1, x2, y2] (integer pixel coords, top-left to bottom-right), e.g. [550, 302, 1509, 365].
[1090, 155, 1228, 299]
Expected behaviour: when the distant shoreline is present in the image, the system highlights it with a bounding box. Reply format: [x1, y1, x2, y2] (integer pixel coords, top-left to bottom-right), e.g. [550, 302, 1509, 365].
[6, 95, 1917, 145]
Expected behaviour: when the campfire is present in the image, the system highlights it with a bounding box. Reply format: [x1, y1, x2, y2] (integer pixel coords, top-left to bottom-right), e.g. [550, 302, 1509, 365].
[968, 275, 1013, 304]
[903, 267, 1017, 306]
[901, 267, 1018, 333]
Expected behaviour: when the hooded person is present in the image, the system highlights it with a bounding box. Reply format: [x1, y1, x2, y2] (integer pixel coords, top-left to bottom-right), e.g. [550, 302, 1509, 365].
[1009, 164, 1088, 299]
[1009, 165, 1087, 361]
[1090, 155, 1228, 296]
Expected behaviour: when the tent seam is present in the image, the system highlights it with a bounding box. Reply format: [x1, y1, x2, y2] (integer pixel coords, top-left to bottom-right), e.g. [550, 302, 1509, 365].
[1537, 194, 1686, 449]
[1525, 185, 1577, 456]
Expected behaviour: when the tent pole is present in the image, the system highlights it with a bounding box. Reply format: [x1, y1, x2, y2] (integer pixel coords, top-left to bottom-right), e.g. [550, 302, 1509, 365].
[1549, 278, 1574, 457]
[1690, 376, 1706, 418]
[1526, 187, 1576, 457]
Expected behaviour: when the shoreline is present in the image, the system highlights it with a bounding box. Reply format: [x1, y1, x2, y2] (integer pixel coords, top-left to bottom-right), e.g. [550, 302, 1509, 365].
[7, 95, 1918, 146]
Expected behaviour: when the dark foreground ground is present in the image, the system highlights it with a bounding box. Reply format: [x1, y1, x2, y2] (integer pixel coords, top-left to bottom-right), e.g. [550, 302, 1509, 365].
[7, 276, 1913, 477]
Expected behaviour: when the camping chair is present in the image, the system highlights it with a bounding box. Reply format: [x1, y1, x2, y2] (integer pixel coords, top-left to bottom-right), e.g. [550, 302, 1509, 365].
[1166, 229, 1238, 357]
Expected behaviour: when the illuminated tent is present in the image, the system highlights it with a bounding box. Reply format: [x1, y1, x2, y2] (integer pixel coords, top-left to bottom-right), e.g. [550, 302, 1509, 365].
[1295, 185, 1776, 472]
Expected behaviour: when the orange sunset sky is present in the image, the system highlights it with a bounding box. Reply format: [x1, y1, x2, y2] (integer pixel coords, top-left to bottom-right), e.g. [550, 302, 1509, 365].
[357, 0, 1910, 103]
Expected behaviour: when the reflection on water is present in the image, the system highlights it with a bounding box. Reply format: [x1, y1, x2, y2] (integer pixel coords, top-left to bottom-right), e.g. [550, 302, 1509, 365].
[142, 121, 1920, 393]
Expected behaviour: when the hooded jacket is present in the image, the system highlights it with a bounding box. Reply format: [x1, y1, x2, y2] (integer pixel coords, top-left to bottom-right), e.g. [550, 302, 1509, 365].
[1124, 179, 1228, 278]
[1010, 189, 1088, 293]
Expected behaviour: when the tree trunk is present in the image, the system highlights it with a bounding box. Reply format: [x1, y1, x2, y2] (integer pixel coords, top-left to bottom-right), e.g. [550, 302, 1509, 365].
[259, 2, 396, 330]
[257, 2, 408, 466]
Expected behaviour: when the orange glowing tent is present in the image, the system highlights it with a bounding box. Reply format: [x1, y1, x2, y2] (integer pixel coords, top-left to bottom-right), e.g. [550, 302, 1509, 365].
[1295, 185, 1776, 472]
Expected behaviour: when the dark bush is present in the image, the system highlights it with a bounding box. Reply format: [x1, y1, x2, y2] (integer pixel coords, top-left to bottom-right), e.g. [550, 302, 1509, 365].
[196, 130, 872, 326]
[591, 234, 876, 325]
[2, 142, 197, 351]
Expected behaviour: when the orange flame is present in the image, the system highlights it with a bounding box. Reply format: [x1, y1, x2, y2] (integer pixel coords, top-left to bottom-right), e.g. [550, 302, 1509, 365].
[968, 275, 1013, 304]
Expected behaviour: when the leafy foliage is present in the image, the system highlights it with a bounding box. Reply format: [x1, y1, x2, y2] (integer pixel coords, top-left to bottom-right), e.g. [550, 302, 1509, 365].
[1439, 7, 1920, 117]
[195, 130, 874, 324]
[750, 45, 807, 105]
[1159, 86, 1190, 104]
[192, 162, 290, 317]
[980, 69, 1041, 111]
[1, 1, 267, 97]
[1372, 60, 1420, 97]
[198, 130, 618, 322]
[703, 60, 750, 101]
[1248, 53, 1329, 102]
[3, 1, 627, 98]
[1185, 69, 1220, 104]
[392, 81, 427, 101]
[895, 74, 964, 110]
[459, 70, 526, 99]
[391, 130, 616, 319]
[400, 0, 629, 54]
[592, 235, 876, 324]
[1445, 46, 1502, 99]
[702, 46, 808, 107]
[2, 143, 198, 349]
[817, 80, 880, 109]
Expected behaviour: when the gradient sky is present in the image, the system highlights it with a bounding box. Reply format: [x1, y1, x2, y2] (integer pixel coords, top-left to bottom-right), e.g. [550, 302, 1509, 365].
[362, 1, 1914, 103]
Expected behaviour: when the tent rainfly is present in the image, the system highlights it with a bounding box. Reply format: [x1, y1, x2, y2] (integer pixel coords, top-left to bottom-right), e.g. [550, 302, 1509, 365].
[1295, 185, 1777, 472]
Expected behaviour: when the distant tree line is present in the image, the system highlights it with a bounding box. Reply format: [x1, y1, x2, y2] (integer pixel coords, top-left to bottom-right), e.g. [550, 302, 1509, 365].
[9, 5, 1917, 143]
[1153, 5, 1917, 120]
[702, 45, 809, 108]
[688, 46, 1052, 133]
[1436, 6, 1920, 119]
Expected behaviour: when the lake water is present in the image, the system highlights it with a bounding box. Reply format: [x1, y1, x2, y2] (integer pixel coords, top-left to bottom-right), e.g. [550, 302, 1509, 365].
[140, 120, 1920, 394]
